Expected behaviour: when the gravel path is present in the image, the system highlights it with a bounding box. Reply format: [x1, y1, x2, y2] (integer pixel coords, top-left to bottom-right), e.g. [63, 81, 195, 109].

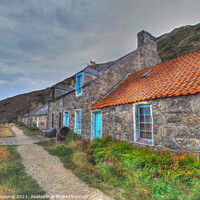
[0, 137, 16, 145]
[10, 126, 113, 200]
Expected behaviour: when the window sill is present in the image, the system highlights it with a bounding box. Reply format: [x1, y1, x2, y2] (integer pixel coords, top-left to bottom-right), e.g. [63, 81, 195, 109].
[136, 139, 153, 146]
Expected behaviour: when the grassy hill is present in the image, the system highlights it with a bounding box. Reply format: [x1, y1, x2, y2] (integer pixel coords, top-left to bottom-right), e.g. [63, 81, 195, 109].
[0, 88, 51, 123]
[0, 23, 200, 123]
[157, 23, 200, 61]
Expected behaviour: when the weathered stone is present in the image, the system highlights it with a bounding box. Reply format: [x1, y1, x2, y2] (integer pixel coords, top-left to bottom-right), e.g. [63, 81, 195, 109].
[166, 114, 180, 123]
[153, 111, 166, 125]
[157, 126, 167, 137]
[190, 95, 200, 117]
[115, 116, 122, 123]
[154, 135, 162, 145]
[181, 116, 200, 126]
[176, 127, 189, 137]
[183, 139, 200, 152]
[162, 137, 180, 150]
[120, 133, 128, 141]
[158, 101, 167, 111]
[195, 126, 200, 138]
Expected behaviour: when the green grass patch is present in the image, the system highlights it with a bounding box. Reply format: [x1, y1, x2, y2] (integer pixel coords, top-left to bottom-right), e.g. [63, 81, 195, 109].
[17, 124, 41, 136]
[0, 146, 46, 199]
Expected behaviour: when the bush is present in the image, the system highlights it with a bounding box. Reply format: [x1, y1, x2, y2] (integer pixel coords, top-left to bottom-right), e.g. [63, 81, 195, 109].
[87, 137, 200, 182]
[65, 132, 81, 144]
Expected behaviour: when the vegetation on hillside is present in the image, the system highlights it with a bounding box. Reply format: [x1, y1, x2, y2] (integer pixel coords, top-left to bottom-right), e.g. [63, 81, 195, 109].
[157, 23, 200, 61]
[0, 88, 51, 123]
[39, 134, 200, 200]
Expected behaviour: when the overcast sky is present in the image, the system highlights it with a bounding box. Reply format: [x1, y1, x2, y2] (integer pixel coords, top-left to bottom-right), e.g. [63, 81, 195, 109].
[0, 0, 199, 100]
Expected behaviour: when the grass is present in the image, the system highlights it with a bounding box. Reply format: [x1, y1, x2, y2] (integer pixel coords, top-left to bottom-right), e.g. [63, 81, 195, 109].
[17, 124, 42, 136]
[39, 134, 200, 200]
[0, 124, 15, 137]
[0, 145, 46, 199]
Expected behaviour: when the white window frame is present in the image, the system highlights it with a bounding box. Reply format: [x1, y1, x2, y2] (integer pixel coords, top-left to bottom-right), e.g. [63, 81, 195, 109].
[133, 102, 154, 146]
[91, 110, 103, 141]
[74, 109, 82, 134]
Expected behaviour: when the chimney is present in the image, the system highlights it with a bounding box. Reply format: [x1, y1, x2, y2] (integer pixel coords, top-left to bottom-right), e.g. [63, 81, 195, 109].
[137, 30, 157, 51]
[90, 60, 96, 66]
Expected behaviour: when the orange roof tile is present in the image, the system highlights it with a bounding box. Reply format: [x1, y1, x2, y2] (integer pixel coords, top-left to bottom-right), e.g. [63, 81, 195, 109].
[92, 50, 200, 110]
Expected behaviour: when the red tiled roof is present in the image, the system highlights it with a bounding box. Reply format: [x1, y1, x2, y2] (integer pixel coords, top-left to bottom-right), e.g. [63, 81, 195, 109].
[92, 50, 200, 110]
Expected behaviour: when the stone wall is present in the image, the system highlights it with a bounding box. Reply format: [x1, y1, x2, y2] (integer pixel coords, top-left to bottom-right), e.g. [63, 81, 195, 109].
[100, 94, 200, 153]
[102, 104, 134, 141]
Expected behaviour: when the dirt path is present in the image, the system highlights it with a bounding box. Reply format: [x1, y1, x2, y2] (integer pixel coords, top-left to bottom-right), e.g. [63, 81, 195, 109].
[11, 126, 113, 200]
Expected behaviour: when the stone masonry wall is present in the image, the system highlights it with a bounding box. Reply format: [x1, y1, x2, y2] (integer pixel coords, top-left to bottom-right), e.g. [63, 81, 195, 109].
[102, 104, 134, 141]
[101, 94, 200, 153]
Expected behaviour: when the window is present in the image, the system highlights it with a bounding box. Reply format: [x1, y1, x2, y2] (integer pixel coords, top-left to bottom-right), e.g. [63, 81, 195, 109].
[75, 110, 81, 132]
[138, 105, 153, 141]
[76, 73, 84, 96]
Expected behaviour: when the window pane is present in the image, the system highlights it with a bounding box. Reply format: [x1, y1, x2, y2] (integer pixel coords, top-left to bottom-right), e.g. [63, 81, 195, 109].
[146, 124, 152, 131]
[146, 132, 152, 139]
[140, 115, 145, 122]
[140, 123, 145, 130]
[145, 115, 151, 122]
[145, 107, 150, 114]
[140, 131, 145, 138]
[139, 107, 145, 114]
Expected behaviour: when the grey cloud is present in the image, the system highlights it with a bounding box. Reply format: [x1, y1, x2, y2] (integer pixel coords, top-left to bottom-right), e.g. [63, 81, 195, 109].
[0, 0, 200, 100]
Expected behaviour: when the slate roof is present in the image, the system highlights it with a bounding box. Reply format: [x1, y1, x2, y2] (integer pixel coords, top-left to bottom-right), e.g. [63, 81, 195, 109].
[33, 104, 48, 116]
[92, 50, 200, 110]
[25, 105, 43, 117]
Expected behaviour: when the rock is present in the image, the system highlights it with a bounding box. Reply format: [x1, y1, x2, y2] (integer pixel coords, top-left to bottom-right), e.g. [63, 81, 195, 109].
[181, 116, 200, 126]
[120, 133, 128, 141]
[190, 95, 200, 117]
[153, 111, 166, 125]
[176, 127, 189, 137]
[166, 114, 180, 123]
[158, 101, 167, 111]
[162, 137, 180, 150]
[157, 126, 167, 137]
[183, 139, 200, 152]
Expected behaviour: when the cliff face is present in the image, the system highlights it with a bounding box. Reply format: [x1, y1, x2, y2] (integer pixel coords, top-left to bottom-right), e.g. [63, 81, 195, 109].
[1, 23, 200, 122]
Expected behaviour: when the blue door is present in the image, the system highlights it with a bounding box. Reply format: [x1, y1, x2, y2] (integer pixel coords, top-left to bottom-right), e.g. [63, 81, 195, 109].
[65, 112, 69, 127]
[94, 112, 102, 138]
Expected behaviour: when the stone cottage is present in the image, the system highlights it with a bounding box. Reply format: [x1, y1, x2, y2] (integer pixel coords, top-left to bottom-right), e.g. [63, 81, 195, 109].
[92, 50, 200, 152]
[32, 104, 48, 130]
[47, 30, 161, 140]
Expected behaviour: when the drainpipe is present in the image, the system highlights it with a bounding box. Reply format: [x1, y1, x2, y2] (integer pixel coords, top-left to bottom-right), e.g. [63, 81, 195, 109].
[61, 96, 63, 127]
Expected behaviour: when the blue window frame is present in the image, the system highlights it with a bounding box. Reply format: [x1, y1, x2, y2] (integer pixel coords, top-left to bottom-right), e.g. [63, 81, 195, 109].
[75, 110, 81, 132]
[76, 73, 84, 96]
[138, 105, 153, 141]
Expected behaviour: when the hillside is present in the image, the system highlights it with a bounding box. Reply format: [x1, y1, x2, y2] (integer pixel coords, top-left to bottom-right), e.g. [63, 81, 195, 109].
[0, 23, 200, 123]
[157, 23, 200, 61]
[0, 88, 51, 123]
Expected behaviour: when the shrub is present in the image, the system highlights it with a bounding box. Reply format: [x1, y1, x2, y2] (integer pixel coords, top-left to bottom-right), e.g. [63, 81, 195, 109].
[87, 137, 200, 182]
[65, 132, 81, 144]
